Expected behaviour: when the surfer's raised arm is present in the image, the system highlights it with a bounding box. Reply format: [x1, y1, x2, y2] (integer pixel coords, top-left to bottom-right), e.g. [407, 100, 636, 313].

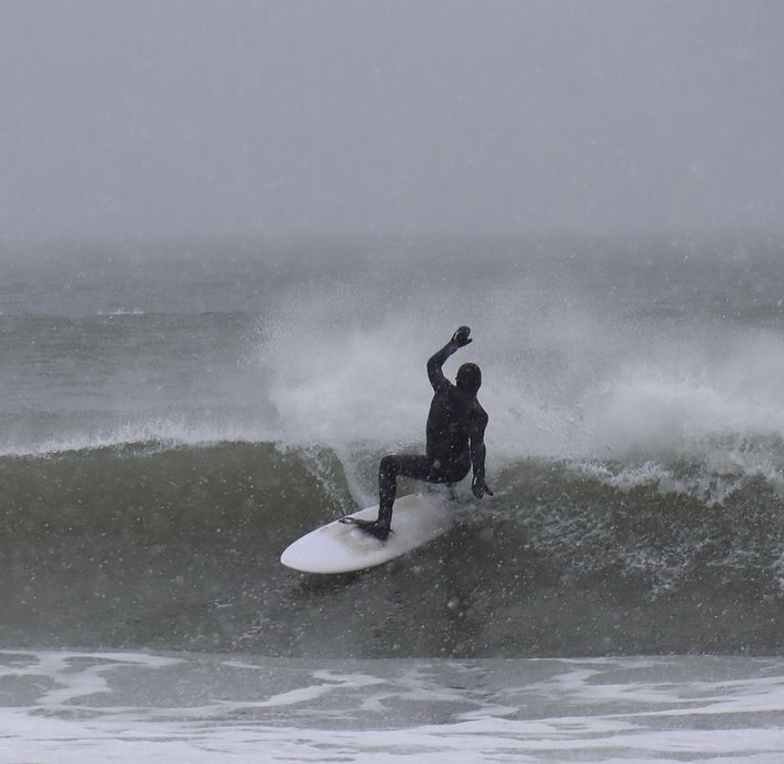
[427, 326, 472, 391]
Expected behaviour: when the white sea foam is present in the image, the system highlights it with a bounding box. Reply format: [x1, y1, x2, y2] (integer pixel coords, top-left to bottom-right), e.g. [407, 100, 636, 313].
[1, 650, 783, 764]
[587, 335, 784, 461]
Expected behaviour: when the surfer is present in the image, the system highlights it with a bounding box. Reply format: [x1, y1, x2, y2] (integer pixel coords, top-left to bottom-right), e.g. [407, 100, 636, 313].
[350, 326, 492, 541]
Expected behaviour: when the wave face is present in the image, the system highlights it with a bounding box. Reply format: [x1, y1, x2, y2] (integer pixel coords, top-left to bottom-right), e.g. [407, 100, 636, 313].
[2, 439, 782, 657]
[1, 235, 783, 656]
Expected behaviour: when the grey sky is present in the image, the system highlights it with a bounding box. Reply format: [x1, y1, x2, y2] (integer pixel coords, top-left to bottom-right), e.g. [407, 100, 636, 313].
[1, 0, 782, 241]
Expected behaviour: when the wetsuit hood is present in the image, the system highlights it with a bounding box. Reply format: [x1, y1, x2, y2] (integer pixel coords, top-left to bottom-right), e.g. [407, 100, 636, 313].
[456, 362, 481, 395]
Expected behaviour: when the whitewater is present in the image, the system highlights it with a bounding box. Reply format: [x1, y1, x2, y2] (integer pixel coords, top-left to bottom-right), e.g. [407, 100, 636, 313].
[1, 234, 783, 762]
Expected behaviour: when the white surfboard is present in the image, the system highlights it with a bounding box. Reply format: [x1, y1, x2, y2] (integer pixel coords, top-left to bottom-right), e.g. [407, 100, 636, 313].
[280, 493, 453, 574]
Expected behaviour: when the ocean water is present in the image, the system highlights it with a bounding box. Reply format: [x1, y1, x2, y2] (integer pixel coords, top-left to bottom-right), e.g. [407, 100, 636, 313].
[1, 234, 783, 762]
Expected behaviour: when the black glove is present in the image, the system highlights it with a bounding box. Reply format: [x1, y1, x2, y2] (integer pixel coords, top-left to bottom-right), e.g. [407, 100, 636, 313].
[451, 326, 472, 347]
[472, 476, 493, 499]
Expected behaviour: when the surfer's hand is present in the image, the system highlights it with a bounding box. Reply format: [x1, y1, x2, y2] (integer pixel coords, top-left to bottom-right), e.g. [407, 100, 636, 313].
[451, 326, 472, 347]
[472, 476, 493, 498]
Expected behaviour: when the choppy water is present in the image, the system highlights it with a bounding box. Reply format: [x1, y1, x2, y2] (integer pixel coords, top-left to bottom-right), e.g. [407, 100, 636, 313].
[1, 234, 783, 761]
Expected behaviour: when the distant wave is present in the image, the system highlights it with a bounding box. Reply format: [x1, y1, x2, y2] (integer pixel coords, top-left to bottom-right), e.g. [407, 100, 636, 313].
[96, 308, 147, 316]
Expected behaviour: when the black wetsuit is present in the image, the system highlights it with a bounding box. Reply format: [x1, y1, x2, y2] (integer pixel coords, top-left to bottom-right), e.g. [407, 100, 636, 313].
[375, 340, 489, 529]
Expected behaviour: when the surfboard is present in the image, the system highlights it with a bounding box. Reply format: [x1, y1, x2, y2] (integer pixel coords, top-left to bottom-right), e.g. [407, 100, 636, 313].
[280, 493, 453, 574]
